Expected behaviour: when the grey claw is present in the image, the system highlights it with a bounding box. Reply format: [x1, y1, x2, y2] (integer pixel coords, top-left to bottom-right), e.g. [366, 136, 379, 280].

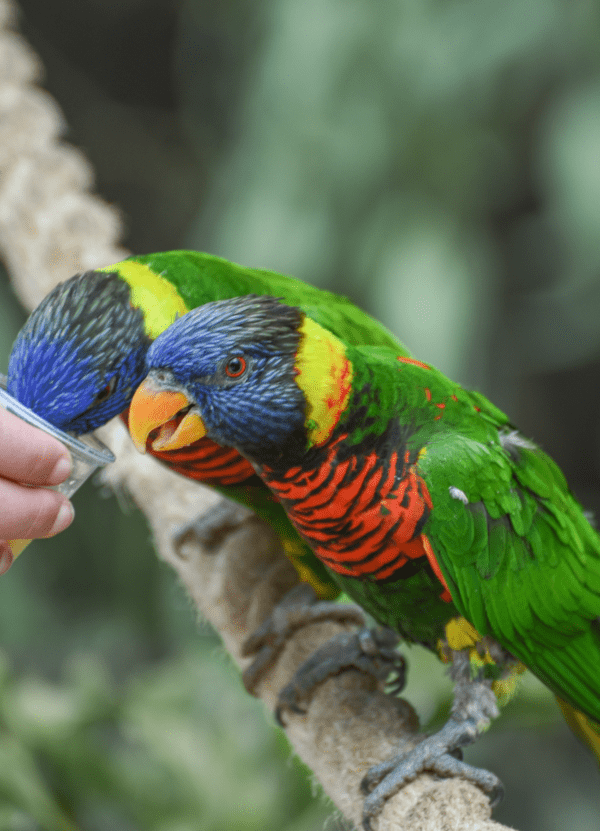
[241, 583, 367, 696]
[360, 715, 503, 830]
[276, 627, 406, 726]
[241, 583, 319, 658]
[275, 700, 306, 726]
[488, 781, 505, 808]
[362, 754, 502, 830]
[173, 498, 253, 551]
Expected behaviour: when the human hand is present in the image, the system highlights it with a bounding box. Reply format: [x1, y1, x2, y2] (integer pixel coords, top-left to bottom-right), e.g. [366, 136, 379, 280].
[0, 406, 74, 570]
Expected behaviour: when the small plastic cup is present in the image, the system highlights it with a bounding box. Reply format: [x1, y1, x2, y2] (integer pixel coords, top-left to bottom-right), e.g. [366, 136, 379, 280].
[0, 376, 115, 571]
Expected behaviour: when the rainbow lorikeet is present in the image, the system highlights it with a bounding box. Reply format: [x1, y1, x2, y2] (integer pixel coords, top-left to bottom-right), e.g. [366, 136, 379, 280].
[127, 294, 600, 828]
[7, 250, 412, 600]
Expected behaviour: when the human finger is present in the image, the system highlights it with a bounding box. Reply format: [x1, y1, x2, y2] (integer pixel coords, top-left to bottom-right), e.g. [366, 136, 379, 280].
[0, 477, 74, 540]
[0, 406, 72, 486]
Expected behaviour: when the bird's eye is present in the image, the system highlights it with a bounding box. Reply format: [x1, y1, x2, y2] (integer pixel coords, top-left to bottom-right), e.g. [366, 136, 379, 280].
[224, 356, 247, 378]
[94, 375, 117, 404]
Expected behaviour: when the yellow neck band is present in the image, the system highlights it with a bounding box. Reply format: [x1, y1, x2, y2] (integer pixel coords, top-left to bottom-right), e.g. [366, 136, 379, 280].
[294, 317, 353, 446]
[98, 259, 188, 339]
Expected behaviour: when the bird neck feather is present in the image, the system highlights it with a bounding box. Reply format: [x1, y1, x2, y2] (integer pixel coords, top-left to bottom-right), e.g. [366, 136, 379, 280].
[98, 259, 188, 339]
[294, 316, 353, 447]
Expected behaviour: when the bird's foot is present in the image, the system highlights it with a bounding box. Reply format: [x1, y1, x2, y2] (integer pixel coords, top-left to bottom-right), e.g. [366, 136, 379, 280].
[275, 626, 405, 726]
[241, 582, 367, 695]
[173, 497, 253, 551]
[361, 671, 503, 831]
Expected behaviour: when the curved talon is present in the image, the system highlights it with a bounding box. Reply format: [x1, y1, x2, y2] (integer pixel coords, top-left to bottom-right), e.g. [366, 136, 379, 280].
[242, 591, 367, 658]
[358, 627, 406, 697]
[241, 583, 319, 658]
[276, 626, 406, 726]
[173, 498, 253, 551]
[488, 781, 505, 809]
[275, 700, 307, 726]
[362, 750, 502, 829]
[363, 814, 375, 831]
[241, 583, 368, 695]
[360, 718, 504, 829]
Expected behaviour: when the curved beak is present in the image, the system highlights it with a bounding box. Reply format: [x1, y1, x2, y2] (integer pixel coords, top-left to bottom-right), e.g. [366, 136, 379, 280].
[128, 377, 207, 454]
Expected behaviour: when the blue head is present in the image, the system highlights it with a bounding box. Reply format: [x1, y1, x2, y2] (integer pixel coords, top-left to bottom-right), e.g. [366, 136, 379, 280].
[8, 271, 151, 434]
[132, 295, 308, 459]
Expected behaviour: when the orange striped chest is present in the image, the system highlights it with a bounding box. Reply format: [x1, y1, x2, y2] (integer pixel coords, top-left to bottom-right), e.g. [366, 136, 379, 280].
[261, 439, 434, 582]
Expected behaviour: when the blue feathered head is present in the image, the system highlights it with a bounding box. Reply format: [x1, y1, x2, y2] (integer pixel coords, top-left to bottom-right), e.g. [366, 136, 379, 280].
[130, 295, 308, 460]
[8, 271, 151, 434]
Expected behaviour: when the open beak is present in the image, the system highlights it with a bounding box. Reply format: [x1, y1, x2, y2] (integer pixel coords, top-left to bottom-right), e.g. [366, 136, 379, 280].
[128, 377, 207, 453]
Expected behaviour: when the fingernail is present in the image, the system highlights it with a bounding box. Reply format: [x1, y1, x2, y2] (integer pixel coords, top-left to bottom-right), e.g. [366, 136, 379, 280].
[48, 500, 75, 536]
[0, 543, 13, 575]
[49, 453, 73, 485]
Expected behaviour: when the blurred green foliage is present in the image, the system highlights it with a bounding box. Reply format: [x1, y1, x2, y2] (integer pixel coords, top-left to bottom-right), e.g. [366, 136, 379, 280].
[0, 642, 332, 830]
[0, 0, 599, 828]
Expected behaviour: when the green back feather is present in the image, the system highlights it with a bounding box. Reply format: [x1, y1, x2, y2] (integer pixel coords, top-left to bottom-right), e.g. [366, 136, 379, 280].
[350, 350, 600, 723]
[128, 251, 407, 352]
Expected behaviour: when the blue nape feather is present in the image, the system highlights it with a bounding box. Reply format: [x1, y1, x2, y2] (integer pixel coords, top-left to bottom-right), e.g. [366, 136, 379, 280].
[8, 271, 150, 435]
[146, 295, 307, 452]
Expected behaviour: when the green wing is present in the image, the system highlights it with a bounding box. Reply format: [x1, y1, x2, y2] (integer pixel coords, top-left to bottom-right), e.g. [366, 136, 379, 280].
[354, 350, 600, 722]
[421, 427, 600, 723]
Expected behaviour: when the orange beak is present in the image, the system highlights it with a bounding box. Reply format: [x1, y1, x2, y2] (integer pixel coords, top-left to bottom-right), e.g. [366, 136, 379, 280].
[128, 378, 207, 453]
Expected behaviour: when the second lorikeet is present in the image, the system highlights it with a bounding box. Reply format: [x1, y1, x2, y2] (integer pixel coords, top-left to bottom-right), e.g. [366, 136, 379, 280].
[127, 294, 600, 828]
[7, 250, 409, 598]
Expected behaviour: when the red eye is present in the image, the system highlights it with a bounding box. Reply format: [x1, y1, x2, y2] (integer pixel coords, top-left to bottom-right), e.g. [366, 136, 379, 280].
[94, 376, 117, 403]
[225, 356, 247, 378]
